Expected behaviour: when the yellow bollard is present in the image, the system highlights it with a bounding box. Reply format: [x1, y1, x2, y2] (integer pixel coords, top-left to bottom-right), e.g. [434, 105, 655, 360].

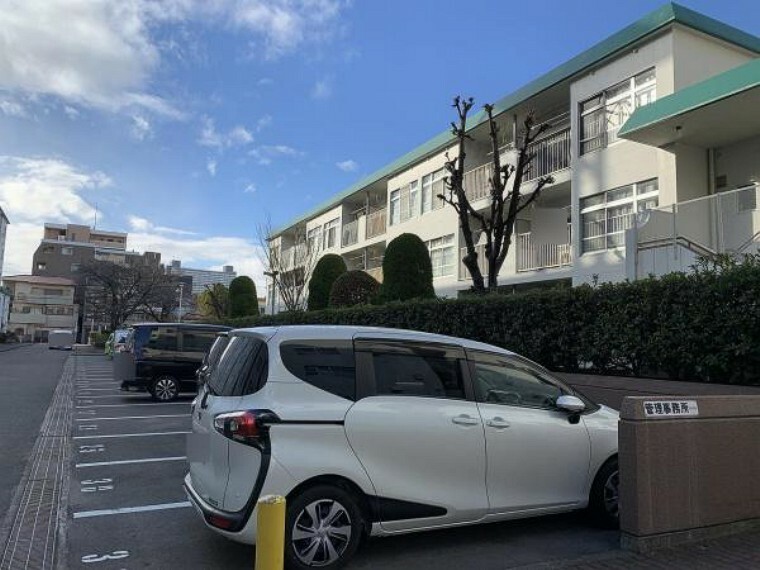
[255, 495, 286, 570]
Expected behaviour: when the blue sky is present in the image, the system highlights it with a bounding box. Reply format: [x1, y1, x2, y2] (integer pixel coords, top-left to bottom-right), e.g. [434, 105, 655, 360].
[1, 0, 759, 290]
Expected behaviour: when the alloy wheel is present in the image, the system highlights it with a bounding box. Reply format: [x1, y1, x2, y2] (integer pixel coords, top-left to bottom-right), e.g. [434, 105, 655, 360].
[291, 499, 352, 567]
[153, 377, 178, 401]
[603, 469, 620, 519]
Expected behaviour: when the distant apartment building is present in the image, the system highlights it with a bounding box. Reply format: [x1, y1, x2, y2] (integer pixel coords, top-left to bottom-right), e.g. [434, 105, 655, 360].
[32, 223, 162, 338]
[268, 3, 760, 312]
[0, 206, 10, 332]
[167, 260, 236, 295]
[3, 275, 78, 342]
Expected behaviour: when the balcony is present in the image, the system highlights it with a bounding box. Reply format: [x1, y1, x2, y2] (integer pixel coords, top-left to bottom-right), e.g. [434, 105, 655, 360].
[516, 228, 573, 272]
[342, 219, 359, 247]
[366, 208, 387, 239]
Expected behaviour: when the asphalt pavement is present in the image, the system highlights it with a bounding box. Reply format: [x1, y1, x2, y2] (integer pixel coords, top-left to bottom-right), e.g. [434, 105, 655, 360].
[0, 344, 68, 519]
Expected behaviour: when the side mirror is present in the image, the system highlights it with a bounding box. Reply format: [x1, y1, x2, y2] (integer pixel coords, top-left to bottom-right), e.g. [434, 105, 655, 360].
[556, 394, 586, 413]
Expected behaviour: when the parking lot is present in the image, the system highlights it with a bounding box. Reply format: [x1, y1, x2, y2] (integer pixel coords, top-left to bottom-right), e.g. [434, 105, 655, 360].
[59, 353, 623, 570]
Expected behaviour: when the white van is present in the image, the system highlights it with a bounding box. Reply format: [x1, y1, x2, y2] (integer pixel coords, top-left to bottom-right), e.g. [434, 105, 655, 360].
[48, 329, 74, 350]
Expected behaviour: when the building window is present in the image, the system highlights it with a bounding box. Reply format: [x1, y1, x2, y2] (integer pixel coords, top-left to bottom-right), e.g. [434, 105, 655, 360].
[426, 234, 455, 278]
[37, 262, 47, 271]
[307, 227, 322, 253]
[61, 247, 73, 256]
[422, 169, 446, 213]
[71, 263, 80, 272]
[580, 68, 656, 155]
[389, 189, 400, 226]
[581, 178, 659, 253]
[322, 218, 339, 249]
[399, 180, 419, 222]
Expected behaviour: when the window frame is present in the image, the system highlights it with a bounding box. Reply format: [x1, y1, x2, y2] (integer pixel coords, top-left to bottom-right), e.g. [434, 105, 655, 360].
[354, 339, 474, 402]
[425, 234, 455, 279]
[580, 178, 659, 254]
[389, 189, 400, 226]
[279, 339, 357, 401]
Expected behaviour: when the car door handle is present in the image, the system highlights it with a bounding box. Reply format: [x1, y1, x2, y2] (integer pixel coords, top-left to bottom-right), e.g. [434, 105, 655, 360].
[486, 417, 511, 429]
[451, 414, 479, 426]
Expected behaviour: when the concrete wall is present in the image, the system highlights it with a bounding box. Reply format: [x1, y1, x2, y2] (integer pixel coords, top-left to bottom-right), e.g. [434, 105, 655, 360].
[620, 395, 760, 552]
[715, 134, 760, 190]
[672, 26, 755, 90]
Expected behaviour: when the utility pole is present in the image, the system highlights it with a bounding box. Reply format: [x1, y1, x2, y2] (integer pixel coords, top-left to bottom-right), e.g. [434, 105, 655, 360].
[264, 270, 279, 315]
[177, 282, 184, 323]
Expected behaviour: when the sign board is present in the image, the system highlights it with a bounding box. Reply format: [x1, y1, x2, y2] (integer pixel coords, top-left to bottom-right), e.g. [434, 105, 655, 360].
[643, 400, 699, 418]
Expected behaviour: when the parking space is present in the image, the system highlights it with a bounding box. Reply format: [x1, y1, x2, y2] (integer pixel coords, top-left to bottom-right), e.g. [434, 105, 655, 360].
[62, 355, 619, 569]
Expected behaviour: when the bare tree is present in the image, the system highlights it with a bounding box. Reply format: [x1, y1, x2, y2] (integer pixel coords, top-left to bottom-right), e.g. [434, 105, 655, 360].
[257, 219, 318, 312]
[81, 261, 179, 329]
[441, 97, 555, 292]
[197, 283, 229, 320]
[141, 276, 191, 322]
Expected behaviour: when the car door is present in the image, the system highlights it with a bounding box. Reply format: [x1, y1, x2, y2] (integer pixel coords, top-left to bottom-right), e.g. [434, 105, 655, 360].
[468, 351, 591, 515]
[344, 336, 488, 532]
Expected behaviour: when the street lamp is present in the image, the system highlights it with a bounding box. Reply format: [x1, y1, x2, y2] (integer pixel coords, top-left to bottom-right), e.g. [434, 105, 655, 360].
[263, 270, 279, 315]
[177, 282, 184, 323]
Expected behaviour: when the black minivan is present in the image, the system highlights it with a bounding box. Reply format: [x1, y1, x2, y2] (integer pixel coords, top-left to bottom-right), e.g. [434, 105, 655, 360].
[119, 323, 231, 401]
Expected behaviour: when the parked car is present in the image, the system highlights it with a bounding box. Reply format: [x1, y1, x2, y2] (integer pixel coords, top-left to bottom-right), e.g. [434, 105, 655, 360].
[195, 332, 229, 388]
[48, 329, 74, 350]
[185, 326, 619, 570]
[120, 323, 232, 401]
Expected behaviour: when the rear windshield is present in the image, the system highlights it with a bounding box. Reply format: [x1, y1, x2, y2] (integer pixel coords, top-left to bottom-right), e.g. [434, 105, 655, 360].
[208, 335, 268, 397]
[206, 335, 230, 368]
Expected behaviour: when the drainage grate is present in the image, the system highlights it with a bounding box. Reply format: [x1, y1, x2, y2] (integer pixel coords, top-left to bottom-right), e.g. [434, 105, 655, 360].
[0, 356, 75, 570]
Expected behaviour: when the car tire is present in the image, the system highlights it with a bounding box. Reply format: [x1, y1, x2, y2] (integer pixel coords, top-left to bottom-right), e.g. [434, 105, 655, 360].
[589, 456, 620, 528]
[150, 375, 179, 402]
[284, 485, 364, 570]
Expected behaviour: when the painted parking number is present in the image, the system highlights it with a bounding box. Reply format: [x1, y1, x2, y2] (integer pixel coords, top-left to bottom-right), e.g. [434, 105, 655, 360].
[80, 478, 113, 493]
[78, 444, 105, 454]
[81, 550, 129, 563]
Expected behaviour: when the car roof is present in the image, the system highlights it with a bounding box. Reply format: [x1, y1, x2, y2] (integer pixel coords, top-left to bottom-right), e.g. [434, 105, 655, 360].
[232, 325, 514, 355]
[130, 323, 231, 330]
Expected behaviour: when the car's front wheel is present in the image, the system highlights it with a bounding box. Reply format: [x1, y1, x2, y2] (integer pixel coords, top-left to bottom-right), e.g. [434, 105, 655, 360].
[589, 456, 619, 528]
[285, 485, 363, 570]
[150, 375, 179, 402]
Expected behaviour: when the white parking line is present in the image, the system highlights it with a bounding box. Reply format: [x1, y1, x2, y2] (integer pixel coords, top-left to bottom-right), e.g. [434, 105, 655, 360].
[73, 502, 192, 519]
[77, 395, 148, 399]
[76, 456, 187, 468]
[74, 431, 191, 440]
[75, 414, 188, 422]
[77, 388, 124, 392]
[76, 402, 190, 409]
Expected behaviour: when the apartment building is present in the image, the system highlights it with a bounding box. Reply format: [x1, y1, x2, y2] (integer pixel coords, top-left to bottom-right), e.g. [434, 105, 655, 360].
[32, 223, 162, 339]
[267, 3, 760, 312]
[3, 275, 78, 342]
[0, 206, 9, 332]
[166, 260, 237, 295]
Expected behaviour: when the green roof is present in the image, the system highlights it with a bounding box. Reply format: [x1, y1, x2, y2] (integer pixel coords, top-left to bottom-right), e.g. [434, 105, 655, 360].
[619, 57, 760, 137]
[274, 2, 760, 236]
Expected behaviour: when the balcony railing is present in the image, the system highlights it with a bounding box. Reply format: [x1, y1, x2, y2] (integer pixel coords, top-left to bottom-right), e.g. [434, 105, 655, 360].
[342, 219, 359, 247]
[366, 208, 387, 239]
[458, 245, 489, 280]
[524, 127, 571, 181]
[463, 163, 491, 203]
[516, 226, 573, 272]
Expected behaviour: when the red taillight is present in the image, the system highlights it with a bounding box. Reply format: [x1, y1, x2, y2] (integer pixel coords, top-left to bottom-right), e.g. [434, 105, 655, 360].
[214, 411, 260, 444]
[207, 514, 235, 530]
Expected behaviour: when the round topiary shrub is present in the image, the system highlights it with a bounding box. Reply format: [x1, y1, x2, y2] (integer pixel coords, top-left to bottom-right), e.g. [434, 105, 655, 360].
[228, 276, 259, 317]
[380, 233, 435, 302]
[329, 270, 380, 308]
[308, 254, 347, 311]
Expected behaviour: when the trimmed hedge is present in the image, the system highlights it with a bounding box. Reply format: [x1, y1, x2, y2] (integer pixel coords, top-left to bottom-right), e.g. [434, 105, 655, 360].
[228, 276, 259, 317]
[308, 254, 347, 311]
[329, 270, 380, 308]
[223, 263, 760, 385]
[380, 233, 435, 302]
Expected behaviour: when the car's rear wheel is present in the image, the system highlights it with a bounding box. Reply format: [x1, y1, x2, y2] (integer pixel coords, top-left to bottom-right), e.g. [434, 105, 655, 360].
[285, 485, 363, 570]
[589, 456, 619, 528]
[150, 375, 179, 402]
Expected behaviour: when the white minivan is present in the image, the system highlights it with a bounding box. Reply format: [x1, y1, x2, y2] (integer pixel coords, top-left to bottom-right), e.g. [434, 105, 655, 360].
[185, 326, 619, 569]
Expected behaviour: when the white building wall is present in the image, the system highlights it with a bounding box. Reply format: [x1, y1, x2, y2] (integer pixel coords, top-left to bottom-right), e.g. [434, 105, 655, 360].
[570, 31, 677, 285]
[672, 26, 755, 90]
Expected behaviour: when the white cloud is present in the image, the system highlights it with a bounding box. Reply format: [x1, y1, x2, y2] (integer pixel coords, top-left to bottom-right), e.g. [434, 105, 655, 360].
[248, 144, 302, 165]
[63, 105, 80, 120]
[206, 158, 217, 176]
[336, 159, 358, 172]
[0, 1, 349, 119]
[311, 78, 333, 99]
[0, 156, 111, 275]
[256, 77, 274, 87]
[198, 116, 253, 149]
[256, 114, 273, 131]
[128, 215, 196, 236]
[0, 98, 27, 118]
[130, 114, 153, 140]
[243, 183, 257, 193]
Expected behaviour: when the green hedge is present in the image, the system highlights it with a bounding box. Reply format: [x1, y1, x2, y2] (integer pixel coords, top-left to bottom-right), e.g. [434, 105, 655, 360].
[224, 263, 760, 385]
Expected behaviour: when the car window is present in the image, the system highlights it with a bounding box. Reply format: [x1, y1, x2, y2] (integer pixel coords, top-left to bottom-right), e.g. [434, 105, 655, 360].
[470, 353, 563, 409]
[280, 340, 356, 400]
[372, 350, 465, 399]
[206, 335, 230, 369]
[145, 327, 178, 353]
[208, 335, 268, 397]
[181, 330, 218, 354]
